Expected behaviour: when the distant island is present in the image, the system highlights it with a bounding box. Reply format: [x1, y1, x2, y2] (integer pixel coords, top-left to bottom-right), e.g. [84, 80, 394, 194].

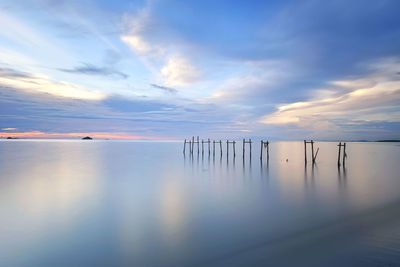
[82, 136, 93, 140]
[6, 137, 19, 139]
[377, 140, 400, 142]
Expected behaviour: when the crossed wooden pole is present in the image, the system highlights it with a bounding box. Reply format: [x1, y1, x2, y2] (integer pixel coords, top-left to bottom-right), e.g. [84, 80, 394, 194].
[304, 140, 319, 164]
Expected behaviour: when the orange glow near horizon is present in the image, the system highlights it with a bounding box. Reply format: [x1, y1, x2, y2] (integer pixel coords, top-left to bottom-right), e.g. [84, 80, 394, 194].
[0, 131, 169, 140]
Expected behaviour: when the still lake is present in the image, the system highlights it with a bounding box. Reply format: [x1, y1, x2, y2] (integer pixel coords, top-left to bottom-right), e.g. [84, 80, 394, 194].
[0, 140, 400, 266]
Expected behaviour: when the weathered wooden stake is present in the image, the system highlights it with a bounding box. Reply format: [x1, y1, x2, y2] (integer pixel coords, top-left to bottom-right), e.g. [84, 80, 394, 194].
[260, 141, 263, 160]
[337, 142, 342, 166]
[201, 140, 204, 155]
[260, 140, 270, 160]
[242, 139, 252, 158]
[192, 136, 194, 154]
[219, 140, 222, 157]
[313, 148, 319, 162]
[304, 140, 307, 164]
[208, 138, 211, 155]
[343, 143, 346, 166]
[226, 141, 236, 158]
[243, 139, 245, 158]
[311, 140, 315, 164]
[197, 136, 200, 154]
[183, 139, 186, 154]
[213, 140, 215, 157]
[250, 139, 252, 158]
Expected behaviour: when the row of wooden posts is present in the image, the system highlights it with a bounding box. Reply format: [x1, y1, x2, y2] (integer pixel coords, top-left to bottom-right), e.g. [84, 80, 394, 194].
[304, 140, 347, 166]
[184, 137, 347, 166]
[183, 136, 270, 159]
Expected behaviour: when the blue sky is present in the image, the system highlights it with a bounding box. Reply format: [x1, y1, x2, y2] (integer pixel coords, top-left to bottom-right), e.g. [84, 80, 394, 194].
[0, 0, 399, 140]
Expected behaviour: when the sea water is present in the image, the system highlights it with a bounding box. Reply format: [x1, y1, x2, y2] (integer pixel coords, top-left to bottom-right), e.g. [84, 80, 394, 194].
[0, 140, 399, 266]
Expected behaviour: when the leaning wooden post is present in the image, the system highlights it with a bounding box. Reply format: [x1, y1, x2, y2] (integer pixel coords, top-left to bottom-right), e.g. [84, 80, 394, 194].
[183, 139, 186, 154]
[260, 141, 263, 160]
[233, 141, 236, 157]
[226, 140, 229, 157]
[337, 142, 342, 166]
[201, 140, 204, 155]
[313, 147, 319, 162]
[311, 140, 315, 164]
[304, 140, 307, 164]
[219, 140, 222, 157]
[267, 141, 269, 160]
[343, 143, 346, 166]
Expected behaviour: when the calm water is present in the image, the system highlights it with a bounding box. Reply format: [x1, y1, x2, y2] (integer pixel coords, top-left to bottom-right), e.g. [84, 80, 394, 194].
[0, 140, 400, 266]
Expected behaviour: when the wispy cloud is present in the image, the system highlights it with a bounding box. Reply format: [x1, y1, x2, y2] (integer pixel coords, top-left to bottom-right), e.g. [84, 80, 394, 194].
[150, 83, 177, 94]
[260, 58, 400, 132]
[59, 63, 128, 79]
[161, 55, 200, 87]
[120, 5, 201, 87]
[0, 67, 105, 100]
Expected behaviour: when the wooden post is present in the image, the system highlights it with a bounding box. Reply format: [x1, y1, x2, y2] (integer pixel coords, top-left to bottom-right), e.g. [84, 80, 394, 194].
[343, 143, 346, 166]
[226, 140, 229, 157]
[192, 136, 194, 154]
[260, 141, 263, 160]
[233, 141, 236, 157]
[304, 140, 307, 164]
[249, 139, 252, 157]
[213, 140, 215, 157]
[311, 140, 315, 164]
[219, 140, 222, 157]
[337, 142, 342, 166]
[313, 148, 319, 162]
[197, 136, 200, 154]
[183, 139, 186, 154]
[201, 140, 204, 155]
[243, 139, 245, 158]
[208, 138, 211, 155]
[267, 141, 269, 160]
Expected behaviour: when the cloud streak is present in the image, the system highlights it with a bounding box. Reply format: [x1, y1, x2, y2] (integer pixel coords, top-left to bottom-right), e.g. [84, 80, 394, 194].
[150, 84, 177, 94]
[260, 58, 400, 133]
[120, 5, 201, 87]
[59, 63, 128, 79]
[0, 67, 105, 100]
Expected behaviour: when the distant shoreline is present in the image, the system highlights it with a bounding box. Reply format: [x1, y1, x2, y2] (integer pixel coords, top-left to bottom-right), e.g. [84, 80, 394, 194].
[1, 138, 399, 142]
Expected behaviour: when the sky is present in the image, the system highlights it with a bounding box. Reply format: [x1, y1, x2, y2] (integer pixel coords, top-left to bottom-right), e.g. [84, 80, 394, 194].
[0, 0, 399, 140]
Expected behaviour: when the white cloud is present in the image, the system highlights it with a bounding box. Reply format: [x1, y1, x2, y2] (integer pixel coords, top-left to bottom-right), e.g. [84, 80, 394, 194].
[161, 55, 200, 87]
[260, 58, 400, 129]
[120, 7, 200, 87]
[120, 9, 164, 58]
[205, 60, 294, 103]
[0, 73, 105, 100]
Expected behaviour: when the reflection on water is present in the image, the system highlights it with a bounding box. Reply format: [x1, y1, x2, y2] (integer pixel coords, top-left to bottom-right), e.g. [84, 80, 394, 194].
[0, 140, 400, 266]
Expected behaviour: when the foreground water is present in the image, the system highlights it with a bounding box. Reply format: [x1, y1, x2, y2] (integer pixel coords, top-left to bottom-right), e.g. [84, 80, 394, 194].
[0, 140, 400, 266]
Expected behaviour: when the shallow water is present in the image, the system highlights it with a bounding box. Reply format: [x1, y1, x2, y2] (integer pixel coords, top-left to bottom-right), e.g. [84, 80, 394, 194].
[0, 140, 400, 266]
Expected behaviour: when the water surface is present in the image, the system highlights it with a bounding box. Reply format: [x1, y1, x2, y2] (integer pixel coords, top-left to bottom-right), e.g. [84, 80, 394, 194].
[0, 140, 400, 266]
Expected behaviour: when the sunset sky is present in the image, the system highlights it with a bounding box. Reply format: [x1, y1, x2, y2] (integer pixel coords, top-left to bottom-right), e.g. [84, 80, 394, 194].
[0, 0, 399, 140]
